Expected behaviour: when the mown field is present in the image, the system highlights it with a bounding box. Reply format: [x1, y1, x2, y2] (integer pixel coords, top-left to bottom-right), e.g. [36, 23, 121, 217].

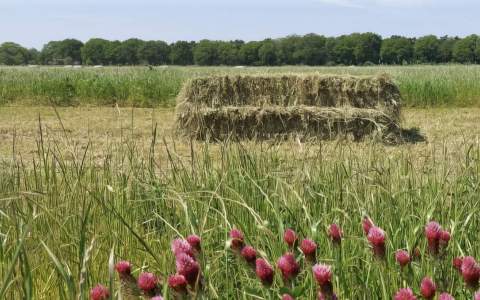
[1, 66, 480, 299]
[1, 65, 480, 107]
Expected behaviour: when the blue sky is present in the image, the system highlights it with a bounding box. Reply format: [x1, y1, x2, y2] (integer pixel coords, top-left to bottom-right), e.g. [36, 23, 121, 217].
[0, 0, 478, 49]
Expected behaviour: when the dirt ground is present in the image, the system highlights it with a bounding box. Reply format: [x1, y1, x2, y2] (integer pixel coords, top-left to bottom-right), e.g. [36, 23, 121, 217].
[0, 106, 479, 164]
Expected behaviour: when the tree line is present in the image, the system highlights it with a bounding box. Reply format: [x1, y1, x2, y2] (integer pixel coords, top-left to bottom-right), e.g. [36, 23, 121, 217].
[1, 33, 480, 66]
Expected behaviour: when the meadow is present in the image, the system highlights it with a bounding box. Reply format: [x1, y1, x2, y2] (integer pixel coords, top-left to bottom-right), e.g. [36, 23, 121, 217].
[1, 66, 480, 299]
[1, 65, 480, 107]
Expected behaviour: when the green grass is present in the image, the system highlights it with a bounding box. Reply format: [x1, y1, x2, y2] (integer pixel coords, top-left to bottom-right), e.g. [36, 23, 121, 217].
[2, 65, 480, 107]
[1, 122, 480, 299]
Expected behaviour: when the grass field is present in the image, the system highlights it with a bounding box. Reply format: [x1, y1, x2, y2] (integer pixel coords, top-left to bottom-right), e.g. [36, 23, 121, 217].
[1, 66, 480, 299]
[2, 65, 480, 107]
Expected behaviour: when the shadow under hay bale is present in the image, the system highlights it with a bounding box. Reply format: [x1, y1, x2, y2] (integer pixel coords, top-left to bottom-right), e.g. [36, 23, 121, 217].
[176, 74, 405, 142]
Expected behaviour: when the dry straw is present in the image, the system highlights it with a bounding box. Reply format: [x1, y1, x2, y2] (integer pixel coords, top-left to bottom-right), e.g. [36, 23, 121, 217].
[175, 74, 402, 141]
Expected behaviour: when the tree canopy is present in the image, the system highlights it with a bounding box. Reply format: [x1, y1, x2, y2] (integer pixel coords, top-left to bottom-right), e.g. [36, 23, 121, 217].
[2, 34, 480, 66]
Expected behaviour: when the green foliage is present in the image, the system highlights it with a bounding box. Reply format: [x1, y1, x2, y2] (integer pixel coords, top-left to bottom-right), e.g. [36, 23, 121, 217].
[353, 32, 382, 64]
[0, 42, 30, 65]
[438, 36, 458, 63]
[414, 35, 441, 63]
[331, 35, 357, 65]
[286, 34, 328, 66]
[381, 36, 414, 64]
[81, 38, 109, 65]
[217, 41, 242, 65]
[169, 41, 194, 65]
[117, 38, 143, 65]
[452, 35, 479, 64]
[193, 40, 221, 66]
[40, 39, 84, 65]
[137, 41, 170, 65]
[7, 34, 480, 67]
[257, 39, 277, 66]
[239, 41, 261, 65]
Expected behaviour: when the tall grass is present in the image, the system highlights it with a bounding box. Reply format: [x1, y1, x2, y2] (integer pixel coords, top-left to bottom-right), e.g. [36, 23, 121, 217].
[1, 120, 479, 298]
[1, 65, 480, 107]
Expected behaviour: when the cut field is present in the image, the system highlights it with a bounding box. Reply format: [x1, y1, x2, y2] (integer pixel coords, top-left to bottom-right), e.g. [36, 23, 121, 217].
[0, 106, 479, 162]
[1, 66, 480, 299]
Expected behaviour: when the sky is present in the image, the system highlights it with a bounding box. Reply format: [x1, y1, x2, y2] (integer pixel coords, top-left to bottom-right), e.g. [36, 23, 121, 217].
[0, 0, 479, 49]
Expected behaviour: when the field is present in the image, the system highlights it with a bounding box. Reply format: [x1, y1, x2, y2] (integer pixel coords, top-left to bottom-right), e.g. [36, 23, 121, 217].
[1, 66, 480, 299]
[2, 65, 480, 107]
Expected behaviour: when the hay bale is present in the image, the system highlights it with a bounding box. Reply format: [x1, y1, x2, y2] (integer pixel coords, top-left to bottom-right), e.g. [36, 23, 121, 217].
[176, 74, 402, 141]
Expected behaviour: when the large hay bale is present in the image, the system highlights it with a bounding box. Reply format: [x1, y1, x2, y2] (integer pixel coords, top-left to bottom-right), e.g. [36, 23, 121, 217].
[176, 74, 402, 141]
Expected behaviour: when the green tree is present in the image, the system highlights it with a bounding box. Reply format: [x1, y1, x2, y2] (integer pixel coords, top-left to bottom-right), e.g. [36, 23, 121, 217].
[414, 35, 440, 63]
[137, 41, 170, 65]
[292, 34, 327, 65]
[193, 40, 220, 66]
[380, 36, 414, 64]
[117, 38, 144, 65]
[0, 42, 29, 65]
[169, 41, 194, 65]
[104, 40, 121, 65]
[81, 38, 110, 65]
[354, 33, 382, 64]
[438, 36, 458, 63]
[452, 35, 478, 64]
[40, 39, 83, 65]
[258, 39, 277, 65]
[276, 35, 302, 65]
[239, 41, 261, 65]
[27, 48, 40, 64]
[216, 41, 242, 65]
[331, 35, 356, 65]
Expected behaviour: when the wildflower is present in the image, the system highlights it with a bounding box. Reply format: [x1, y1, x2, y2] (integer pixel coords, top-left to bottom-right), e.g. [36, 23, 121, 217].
[395, 250, 411, 268]
[171, 238, 194, 258]
[90, 284, 110, 300]
[438, 293, 454, 300]
[282, 294, 295, 300]
[394, 288, 417, 300]
[453, 257, 463, 271]
[115, 260, 132, 275]
[300, 238, 317, 262]
[420, 277, 436, 300]
[115, 260, 140, 298]
[137, 272, 157, 294]
[474, 290, 480, 300]
[187, 234, 201, 253]
[312, 264, 332, 286]
[313, 264, 334, 298]
[425, 221, 442, 255]
[230, 229, 245, 251]
[277, 253, 300, 281]
[328, 224, 342, 244]
[317, 291, 338, 300]
[255, 258, 274, 286]
[362, 217, 374, 235]
[284, 229, 298, 248]
[176, 253, 200, 286]
[367, 226, 386, 258]
[440, 230, 450, 244]
[461, 256, 480, 288]
[168, 274, 188, 294]
[240, 245, 257, 264]
[151, 296, 163, 300]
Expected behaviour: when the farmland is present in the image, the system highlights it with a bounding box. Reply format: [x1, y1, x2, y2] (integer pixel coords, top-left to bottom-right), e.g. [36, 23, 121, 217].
[1, 65, 480, 107]
[1, 66, 480, 299]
